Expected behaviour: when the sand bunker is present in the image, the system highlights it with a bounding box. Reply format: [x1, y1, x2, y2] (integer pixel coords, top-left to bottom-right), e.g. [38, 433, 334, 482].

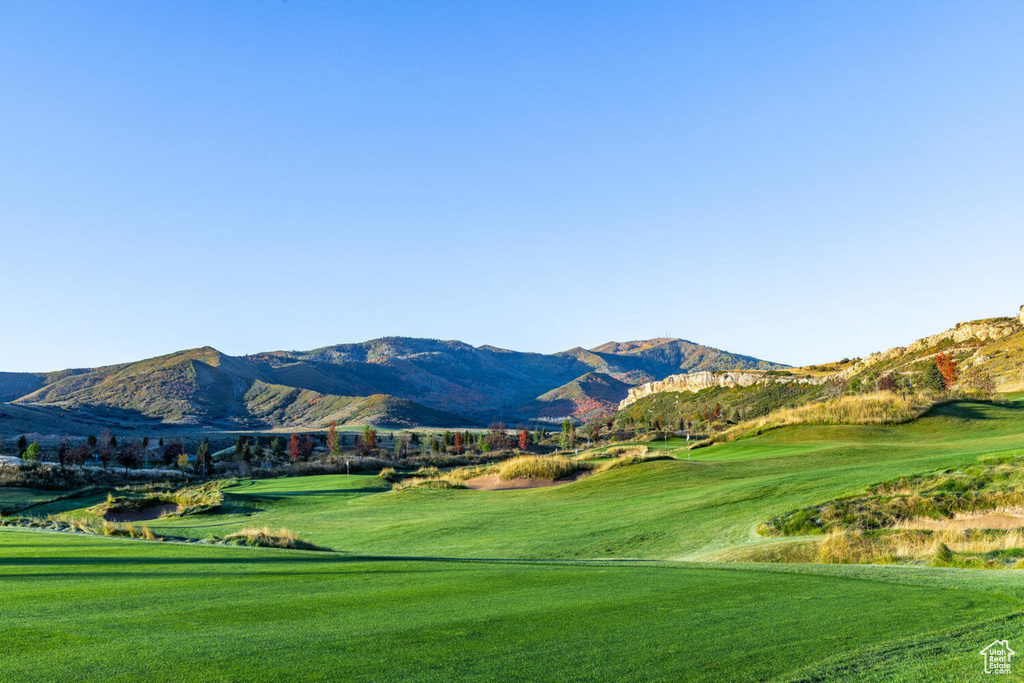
[463, 471, 590, 491]
[104, 503, 181, 523]
[899, 508, 1024, 531]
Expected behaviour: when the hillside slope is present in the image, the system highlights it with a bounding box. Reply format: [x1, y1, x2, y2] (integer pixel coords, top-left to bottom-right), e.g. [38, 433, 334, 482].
[3, 336, 781, 432]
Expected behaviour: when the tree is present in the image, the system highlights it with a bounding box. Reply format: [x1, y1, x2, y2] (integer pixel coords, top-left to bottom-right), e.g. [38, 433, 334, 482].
[327, 422, 338, 455]
[394, 434, 405, 458]
[163, 440, 185, 466]
[70, 445, 89, 467]
[359, 426, 377, 455]
[117, 443, 140, 474]
[177, 451, 191, 471]
[235, 436, 246, 458]
[57, 436, 70, 470]
[518, 429, 530, 451]
[99, 428, 114, 466]
[822, 378, 847, 402]
[17, 435, 27, 456]
[936, 353, 959, 389]
[877, 373, 898, 392]
[195, 439, 211, 476]
[921, 362, 946, 392]
[24, 441, 42, 462]
[453, 430, 464, 454]
[288, 434, 301, 462]
[485, 422, 511, 450]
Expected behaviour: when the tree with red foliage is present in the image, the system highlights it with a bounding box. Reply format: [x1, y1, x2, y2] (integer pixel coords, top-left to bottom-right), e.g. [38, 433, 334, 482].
[288, 433, 301, 462]
[518, 429, 530, 451]
[877, 373, 899, 392]
[299, 435, 316, 458]
[453, 430, 464, 454]
[936, 353, 959, 389]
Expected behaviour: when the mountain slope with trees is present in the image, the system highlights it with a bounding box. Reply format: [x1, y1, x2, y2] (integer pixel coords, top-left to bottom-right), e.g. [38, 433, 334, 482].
[2, 337, 781, 432]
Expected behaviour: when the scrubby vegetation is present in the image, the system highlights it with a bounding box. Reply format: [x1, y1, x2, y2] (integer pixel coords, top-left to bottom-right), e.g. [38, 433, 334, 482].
[757, 452, 1024, 567]
[0, 461, 188, 491]
[87, 481, 225, 519]
[219, 526, 327, 551]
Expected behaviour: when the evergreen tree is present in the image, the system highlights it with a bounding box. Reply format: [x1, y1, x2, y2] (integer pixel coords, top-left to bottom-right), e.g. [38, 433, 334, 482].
[921, 363, 946, 392]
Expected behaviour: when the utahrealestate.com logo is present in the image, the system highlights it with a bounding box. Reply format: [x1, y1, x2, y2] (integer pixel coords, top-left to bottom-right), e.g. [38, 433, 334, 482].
[981, 640, 1015, 675]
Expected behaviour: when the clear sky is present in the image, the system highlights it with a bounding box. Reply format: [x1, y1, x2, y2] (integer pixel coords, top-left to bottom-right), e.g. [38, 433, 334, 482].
[2, 1, 1023, 372]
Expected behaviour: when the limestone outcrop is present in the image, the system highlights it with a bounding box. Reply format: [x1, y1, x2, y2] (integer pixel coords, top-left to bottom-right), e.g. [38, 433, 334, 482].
[618, 371, 823, 410]
[837, 317, 1021, 380]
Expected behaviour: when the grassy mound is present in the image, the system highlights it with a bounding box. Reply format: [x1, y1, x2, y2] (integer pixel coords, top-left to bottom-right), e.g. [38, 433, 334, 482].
[87, 481, 225, 519]
[497, 456, 586, 481]
[391, 477, 467, 491]
[761, 454, 1024, 536]
[710, 391, 944, 446]
[219, 526, 328, 551]
[593, 453, 674, 473]
[756, 452, 1024, 567]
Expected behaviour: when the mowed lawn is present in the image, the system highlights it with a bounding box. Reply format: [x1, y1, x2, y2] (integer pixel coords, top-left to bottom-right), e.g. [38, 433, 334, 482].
[146, 400, 1024, 560]
[2, 530, 1022, 683]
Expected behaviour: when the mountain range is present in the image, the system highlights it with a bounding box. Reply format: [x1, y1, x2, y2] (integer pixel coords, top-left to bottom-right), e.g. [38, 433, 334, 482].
[0, 337, 783, 434]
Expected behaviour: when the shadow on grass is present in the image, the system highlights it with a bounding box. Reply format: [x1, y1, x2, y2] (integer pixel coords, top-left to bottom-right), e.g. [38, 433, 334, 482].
[233, 487, 390, 499]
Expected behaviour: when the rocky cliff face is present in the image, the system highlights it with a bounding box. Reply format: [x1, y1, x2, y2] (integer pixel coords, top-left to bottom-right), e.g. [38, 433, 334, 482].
[837, 318, 1022, 380]
[618, 371, 823, 410]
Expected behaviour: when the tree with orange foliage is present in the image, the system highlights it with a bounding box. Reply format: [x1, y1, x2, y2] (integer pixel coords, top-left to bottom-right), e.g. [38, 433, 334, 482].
[518, 429, 530, 451]
[453, 430, 463, 454]
[288, 433, 301, 462]
[327, 421, 337, 454]
[936, 353, 959, 389]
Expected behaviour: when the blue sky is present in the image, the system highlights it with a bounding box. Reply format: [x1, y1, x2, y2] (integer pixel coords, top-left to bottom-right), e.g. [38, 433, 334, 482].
[1, 1, 1022, 372]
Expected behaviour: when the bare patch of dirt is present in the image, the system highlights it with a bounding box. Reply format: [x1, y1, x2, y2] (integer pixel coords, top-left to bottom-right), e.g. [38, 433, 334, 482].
[104, 504, 180, 523]
[898, 508, 1024, 531]
[463, 471, 590, 491]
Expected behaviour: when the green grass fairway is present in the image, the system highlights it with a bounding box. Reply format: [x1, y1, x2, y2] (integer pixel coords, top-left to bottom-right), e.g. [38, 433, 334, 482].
[8, 399, 1024, 681]
[2, 530, 1023, 683]
[144, 401, 1024, 560]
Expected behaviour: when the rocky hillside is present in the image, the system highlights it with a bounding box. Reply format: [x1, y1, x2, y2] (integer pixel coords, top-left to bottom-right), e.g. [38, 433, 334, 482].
[615, 309, 1024, 428]
[1, 337, 781, 434]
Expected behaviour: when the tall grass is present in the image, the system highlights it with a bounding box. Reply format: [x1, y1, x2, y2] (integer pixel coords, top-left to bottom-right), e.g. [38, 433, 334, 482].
[497, 456, 585, 481]
[220, 526, 327, 551]
[391, 477, 467, 491]
[710, 392, 944, 446]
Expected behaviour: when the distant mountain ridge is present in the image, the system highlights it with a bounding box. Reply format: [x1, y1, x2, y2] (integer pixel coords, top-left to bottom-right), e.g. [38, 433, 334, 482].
[0, 336, 785, 433]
